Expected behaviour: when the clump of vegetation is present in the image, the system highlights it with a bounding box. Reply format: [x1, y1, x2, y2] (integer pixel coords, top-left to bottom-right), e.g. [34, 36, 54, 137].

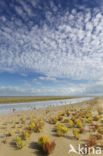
[46, 109, 50, 114]
[68, 120, 74, 128]
[73, 129, 80, 140]
[21, 117, 25, 124]
[8, 129, 15, 136]
[49, 117, 58, 124]
[55, 124, 68, 136]
[38, 136, 56, 155]
[76, 119, 83, 128]
[71, 117, 76, 124]
[35, 121, 44, 132]
[63, 118, 69, 123]
[22, 131, 30, 140]
[38, 136, 50, 147]
[15, 137, 26, 149]
[93, 115, 100, 121]
[58, 116, 63, 121]
[42, 141, 56, 155]
[86, 117, 93, 123]
[65, 111, 70, 116]
[18, 128, 23, 135]
[97, 107, 103, 115]
[98, 126, 103, 134]
[87, 135, 97, 147]
[84, 112, 92, 119]
[95, 133, 102, 140]
[28, 122, 35, 130]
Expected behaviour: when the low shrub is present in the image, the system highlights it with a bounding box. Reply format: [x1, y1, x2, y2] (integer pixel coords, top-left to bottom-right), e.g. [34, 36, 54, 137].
[73, 129, 80, 140]
[87, 135, 97, 147]
[68, 120, 74, 128]
[76, 119, 83, 128]
[35, 121, 44, 132]
[38, 136, 50, 147]
[8, 129, 15, 136]
[16, 137, 26, 149]
[38, 136, 56, 155]
[49, 117, 58, 124]
[56, 124, 68, 136]
[28, 122, 35, 130]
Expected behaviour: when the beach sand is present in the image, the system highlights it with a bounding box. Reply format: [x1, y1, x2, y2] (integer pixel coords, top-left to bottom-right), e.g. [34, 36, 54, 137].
[0, 97, 103, 156]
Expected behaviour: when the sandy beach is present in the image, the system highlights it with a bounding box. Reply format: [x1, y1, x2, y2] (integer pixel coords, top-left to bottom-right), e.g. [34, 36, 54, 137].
[0, 97, 103, 156]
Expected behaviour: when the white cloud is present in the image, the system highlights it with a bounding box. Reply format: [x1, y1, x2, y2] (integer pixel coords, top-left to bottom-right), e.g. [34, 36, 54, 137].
[39, 76, 57, 81]
[0, 3, 103, 83]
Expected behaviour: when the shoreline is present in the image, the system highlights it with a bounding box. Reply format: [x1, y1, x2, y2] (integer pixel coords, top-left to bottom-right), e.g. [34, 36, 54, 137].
[0, 96, 90, 104]
[0, 97, 97, 118]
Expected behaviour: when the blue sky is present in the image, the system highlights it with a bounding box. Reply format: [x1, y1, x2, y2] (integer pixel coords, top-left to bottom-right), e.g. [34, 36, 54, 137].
[0, 0, 103, 96]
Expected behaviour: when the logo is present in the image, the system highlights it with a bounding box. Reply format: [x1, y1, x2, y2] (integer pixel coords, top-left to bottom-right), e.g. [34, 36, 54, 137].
[68, 144, 101, 155]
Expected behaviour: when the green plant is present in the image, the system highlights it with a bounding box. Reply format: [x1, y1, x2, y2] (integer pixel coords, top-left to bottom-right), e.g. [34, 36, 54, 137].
[28, 122, 35, 130]
[73, 129, 80, 140]
[98, 126, 103, 134]
[15, 137, 26, 149]
[71, 117, 76, 123]
[76, 119, 83, 128]
[65, 111, 70, 116]
[97, 107, 103, 115]
[49, 117, 58, 124]
[46, 109, 50, 114]
[68, 120, 74, 128]
[56, 124, 68, 136]
[21, 117, 25, 124]
[86, 117, 93, 123]
[35, 121, 44, 132]
[63, 118, 69, 123]
[8, 129, 15, 136]
[22, 131, 30, 140]
[38, 136, 56, 155]
[38, 136, 50, 147]
[93, 115, 100, 121]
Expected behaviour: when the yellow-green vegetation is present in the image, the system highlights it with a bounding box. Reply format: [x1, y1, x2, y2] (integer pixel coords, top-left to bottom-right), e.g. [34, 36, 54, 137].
[93, 115, 100, 121]
[35, 121, 44, 132]
[22, 131, 30, 140]
[73, 129, 80, 140]
[49, 116, 58, 124]
[55, 124, 68, 136]
[15, 137, 26, 149]
[38, 136, 50, 147]
[63, 118, 69, 123]
[38, 136, 56, 155]
[8, 129, 15, 136]
[76, 119, 83, 128]
[68, 120, 74, 128]
[98, 126, 103, 134]
[28, 122, 35, 130]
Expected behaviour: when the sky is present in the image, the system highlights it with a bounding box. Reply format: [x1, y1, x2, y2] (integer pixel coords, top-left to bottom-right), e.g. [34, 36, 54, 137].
[0, 0, 103, 96]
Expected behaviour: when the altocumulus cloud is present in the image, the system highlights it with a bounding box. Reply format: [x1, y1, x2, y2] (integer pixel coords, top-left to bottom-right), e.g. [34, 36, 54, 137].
[0, 0, 103, 95]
